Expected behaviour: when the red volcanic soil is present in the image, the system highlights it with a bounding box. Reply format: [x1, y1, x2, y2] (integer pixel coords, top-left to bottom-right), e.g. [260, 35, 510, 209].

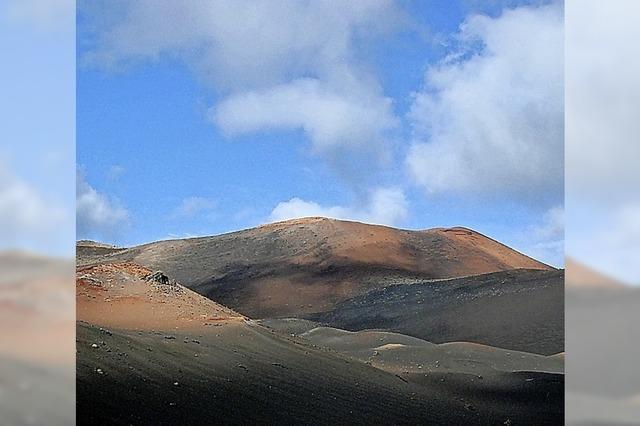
[256, 218, 550, 275]
[80, 217, 553, 318]
[76, 262, 244, 332]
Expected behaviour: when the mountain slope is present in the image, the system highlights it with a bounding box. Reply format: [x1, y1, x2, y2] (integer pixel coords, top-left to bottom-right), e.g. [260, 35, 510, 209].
[80, 217, 552, 318]
[76, 262, 244, 331]
[76, 262, 563, 424]
[309, 268, 564, 355]
[297, 326, 564, 376]
[77, 320, 564, 425]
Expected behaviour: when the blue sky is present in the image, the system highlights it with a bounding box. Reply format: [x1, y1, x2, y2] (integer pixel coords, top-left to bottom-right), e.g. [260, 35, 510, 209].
[76, 0, 564, 266]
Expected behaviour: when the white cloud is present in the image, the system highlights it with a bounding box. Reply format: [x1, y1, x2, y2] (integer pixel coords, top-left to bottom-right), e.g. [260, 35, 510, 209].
[406, 4, 563, 197]
[212, 78, 397, 154]
[83, 0, 404, 91]
[524, 205, 564, 267]
[76, 170, 129, 239]
[270, 187, 408, 226]
[170, 196, 216, 219]
[0, 166, 67, 244]
[82, 0, 403, 170]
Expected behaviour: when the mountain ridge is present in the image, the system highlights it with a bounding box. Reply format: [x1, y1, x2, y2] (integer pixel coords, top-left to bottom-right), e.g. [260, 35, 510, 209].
[77, 217, 553, 319]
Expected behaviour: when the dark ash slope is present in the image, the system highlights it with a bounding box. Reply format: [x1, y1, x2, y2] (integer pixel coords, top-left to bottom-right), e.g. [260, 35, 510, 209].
[77, 321, 563, 425]
[309, 269, 564, 355]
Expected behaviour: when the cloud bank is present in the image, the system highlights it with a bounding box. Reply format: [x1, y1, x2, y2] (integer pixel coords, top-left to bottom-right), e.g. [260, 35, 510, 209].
[82, 0, 403, 171]
[407, 4, 563, 198]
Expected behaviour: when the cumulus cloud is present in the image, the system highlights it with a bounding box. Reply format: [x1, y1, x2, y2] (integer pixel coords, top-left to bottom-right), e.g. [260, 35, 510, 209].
[82, 0, 404, 90]
[0, 166, 66, 244]
[406, 4, 563, 198]
[270, 187, 408, 226]
[76, 170, 129, 239]
[212, 78, 397, 155]
[170, 196, 216, 219]
[82, 0, 403, 171]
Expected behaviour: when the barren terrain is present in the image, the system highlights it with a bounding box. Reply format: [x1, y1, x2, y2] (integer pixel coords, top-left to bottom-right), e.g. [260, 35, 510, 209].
[76, 218, 564, 424]
[309, 268, 564, 355]
[78, 217, 552, 318]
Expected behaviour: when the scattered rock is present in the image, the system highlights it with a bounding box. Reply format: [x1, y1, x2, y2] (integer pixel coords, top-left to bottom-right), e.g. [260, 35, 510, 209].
[145, 271, 175, 286]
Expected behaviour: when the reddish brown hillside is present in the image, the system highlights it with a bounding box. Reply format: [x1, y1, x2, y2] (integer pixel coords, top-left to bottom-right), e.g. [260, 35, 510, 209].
[76, 262, 244, 331]
[79, 217, 552, 318]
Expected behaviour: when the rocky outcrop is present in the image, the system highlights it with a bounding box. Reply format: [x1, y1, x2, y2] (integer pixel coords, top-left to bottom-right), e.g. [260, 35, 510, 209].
[144, 271, 175, 286]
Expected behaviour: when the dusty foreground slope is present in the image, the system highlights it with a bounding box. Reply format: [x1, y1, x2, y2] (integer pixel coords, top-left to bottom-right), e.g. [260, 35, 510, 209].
[77, 262, 563, 425]
[309, 268, 564, 355]
[77, 322, 562, 425]
[78, 217, 552, 318]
